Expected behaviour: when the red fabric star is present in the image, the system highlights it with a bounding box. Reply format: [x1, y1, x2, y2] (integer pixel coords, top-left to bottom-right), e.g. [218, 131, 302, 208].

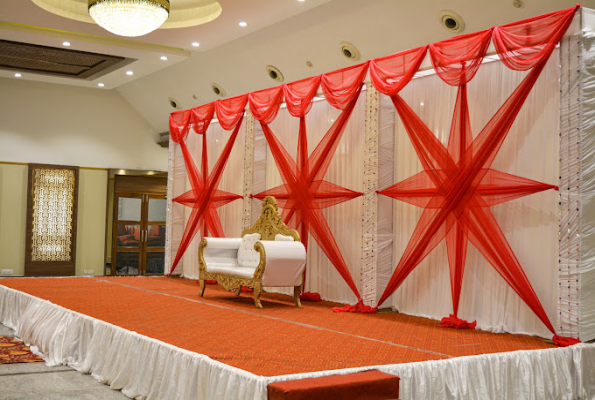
[376, 81, 557, 333]
[168, 96, 247, 274]
[253, 113, 363, 298]
[174, 133, 242, 239]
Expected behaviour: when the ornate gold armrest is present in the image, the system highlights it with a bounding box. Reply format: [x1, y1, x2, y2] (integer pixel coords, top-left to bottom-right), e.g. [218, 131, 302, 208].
[198, 237, 208, 278]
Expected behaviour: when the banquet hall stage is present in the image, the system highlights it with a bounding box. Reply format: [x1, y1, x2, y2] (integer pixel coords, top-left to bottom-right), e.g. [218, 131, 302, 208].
[0, 276, 555, 377]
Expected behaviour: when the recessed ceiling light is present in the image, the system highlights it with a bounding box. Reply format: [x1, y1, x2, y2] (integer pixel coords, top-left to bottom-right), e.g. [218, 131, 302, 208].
[98, 83, 105, 87]
[192, 42, 200, 47]
[14, 73, 21, 78]
[126, 71, 133, 76]
[62, 41, 70, 46]
[298, 0, 305, 2]
[239, 21, 247, 27]
[160, 56, 168, 61]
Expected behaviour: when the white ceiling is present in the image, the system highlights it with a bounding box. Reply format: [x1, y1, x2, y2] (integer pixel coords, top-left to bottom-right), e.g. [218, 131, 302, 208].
[1, 0, 593, 133]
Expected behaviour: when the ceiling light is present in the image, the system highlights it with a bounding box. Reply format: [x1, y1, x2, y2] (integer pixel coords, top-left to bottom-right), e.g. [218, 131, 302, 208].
[63, 41, 71, 46]
[88, 0, 170, 37]
[126, 70, 134, 76]
[98, 83, 105, 87]
[239, 21, 247, 27]
[160, 56, 168, 61]
[192, 42, 200, 47]
[14, 73, 21, 78]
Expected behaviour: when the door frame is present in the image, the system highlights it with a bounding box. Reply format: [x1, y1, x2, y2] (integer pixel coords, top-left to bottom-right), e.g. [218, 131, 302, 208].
[111, 175, 167, 276]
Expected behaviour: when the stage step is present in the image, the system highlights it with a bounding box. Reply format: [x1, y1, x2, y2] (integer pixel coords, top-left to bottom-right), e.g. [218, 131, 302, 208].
[267, 370, 400, 400]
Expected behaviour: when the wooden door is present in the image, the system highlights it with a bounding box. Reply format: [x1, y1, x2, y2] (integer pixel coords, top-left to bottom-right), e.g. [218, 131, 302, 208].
[111, 176, 167, 276]
[145, 194, 167, 275]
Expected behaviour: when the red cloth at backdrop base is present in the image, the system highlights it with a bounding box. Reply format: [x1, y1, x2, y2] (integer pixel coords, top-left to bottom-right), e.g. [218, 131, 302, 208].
[553, 335, 581, 347]
[267, 370, 400, 400]
[300, 292, 322, 302]
[332, 300, 377, 314]
[196, 280, 218, 285]
[439, 314, 477, 329]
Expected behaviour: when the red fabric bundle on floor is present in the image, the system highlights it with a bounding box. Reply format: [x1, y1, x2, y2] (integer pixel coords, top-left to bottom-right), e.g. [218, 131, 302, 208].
[553, 335, 581, 347]
[332, 300, 377, 314]
[300, 292, 322, 302]
[439, 314, 477, 329]
[267, 370, 399, 400]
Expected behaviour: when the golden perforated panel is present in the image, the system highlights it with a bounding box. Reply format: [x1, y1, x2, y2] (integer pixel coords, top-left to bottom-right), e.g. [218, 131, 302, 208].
[30, 168, 75, 262]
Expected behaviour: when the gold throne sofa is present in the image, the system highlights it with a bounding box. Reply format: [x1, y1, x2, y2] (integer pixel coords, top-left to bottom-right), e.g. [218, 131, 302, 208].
[198, 196, 307, 308]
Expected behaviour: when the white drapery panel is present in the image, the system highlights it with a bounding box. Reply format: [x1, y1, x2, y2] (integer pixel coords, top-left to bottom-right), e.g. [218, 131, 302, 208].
[166, 141, 187, 276]
[259, 96, 365, 304]
[380, 53, 560, 337]
[170, 119, 246, 279]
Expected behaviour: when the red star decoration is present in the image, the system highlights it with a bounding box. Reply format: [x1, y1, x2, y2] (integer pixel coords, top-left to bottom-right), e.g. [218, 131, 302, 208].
[254, 114, 363, 298]
[170, 129, 242, 274]
[377, 85, 557, 333]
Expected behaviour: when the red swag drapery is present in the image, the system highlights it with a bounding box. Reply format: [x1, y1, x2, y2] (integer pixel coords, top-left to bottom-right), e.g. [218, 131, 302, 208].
[250, 64, 368, 301]
[168, 5, 581, 345]
[369, 6, 578, 344]
[168, 95, 248, 274]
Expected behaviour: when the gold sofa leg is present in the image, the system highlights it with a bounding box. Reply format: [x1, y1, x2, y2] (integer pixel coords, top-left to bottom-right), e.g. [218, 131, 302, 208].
[199, 279, 206, 297]
[253, 284, 263, 308]
[235, 286, 242, 296]
[294, 286, 302, 307]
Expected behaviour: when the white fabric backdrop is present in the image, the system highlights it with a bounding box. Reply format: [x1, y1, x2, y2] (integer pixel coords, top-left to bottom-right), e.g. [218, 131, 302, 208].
[167, 53, 564, 337]
[381, 53, 560, 337]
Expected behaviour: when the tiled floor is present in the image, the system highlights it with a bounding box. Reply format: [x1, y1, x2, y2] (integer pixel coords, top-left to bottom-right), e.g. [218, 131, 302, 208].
[0, 324, 128, 400]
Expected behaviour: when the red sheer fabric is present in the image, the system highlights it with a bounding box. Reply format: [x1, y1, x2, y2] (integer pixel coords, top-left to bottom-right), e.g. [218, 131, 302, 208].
[429, 29, 492, 86]
[439, 315, 477, 329]
[373, 6, 578, 340]
[492, 6, 578, 71]
[251, 64, 368, 301]
[168, 94, 248, 274]
[370, 47, 428, 95]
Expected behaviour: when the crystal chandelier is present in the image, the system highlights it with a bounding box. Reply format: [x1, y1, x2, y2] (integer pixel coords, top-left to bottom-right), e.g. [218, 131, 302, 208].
[88, 0, 170, 37]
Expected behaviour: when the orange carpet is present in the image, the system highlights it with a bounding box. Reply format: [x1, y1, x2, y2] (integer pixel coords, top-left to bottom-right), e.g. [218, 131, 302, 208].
[0, 277, 555, 376]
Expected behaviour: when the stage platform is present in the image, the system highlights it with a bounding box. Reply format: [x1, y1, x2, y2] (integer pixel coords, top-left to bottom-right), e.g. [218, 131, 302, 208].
[1, 276, 594, 399]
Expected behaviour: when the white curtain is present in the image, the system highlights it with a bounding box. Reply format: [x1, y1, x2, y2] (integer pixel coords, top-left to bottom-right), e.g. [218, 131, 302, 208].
[260, 96, 366, 304]
[381, 52, 560, 337]
[167, 142, 187, 276]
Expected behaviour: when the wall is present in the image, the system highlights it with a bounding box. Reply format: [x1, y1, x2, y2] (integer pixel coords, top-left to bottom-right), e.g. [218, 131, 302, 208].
[0, 78, 168, 171]
[75, 169, 108, 276]
[0, 77, 165, 276]
[0, 164, 108, 277]
[0, 164, 27, 276]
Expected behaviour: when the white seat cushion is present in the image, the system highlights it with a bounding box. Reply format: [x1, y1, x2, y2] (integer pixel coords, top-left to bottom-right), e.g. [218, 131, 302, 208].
[274, 233, 294, 241]
[207, 265, 256, 278]
[237, 233, 261, 269]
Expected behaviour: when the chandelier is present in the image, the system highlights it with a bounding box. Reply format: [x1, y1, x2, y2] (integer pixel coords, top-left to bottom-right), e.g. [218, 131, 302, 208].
[88, 0, 170, 37]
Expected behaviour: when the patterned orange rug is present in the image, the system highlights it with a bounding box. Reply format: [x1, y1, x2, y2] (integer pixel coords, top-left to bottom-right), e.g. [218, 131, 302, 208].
[0, 336, 44, 364]
[0, 277, 555, 376]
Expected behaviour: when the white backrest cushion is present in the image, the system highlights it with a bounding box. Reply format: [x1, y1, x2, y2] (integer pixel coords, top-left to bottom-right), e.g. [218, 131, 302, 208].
[238, 233, 262, 269]
[274, 233, 294, 242]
